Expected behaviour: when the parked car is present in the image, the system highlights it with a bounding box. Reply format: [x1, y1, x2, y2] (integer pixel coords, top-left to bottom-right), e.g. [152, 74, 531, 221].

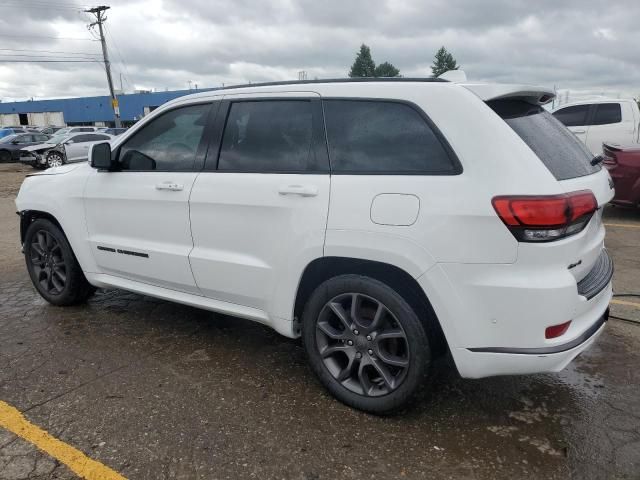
[19, 132, 113, 168]
[102, 127, 127, 136]
[15, 79, 614, 413]
[0, 133, 50, 163]
[39, 126, 65, 135]
[552, 99, 640, 155]
[603, 142, 640, 208]
[54, 126, 101, 136]
[0, 127, 29, 139]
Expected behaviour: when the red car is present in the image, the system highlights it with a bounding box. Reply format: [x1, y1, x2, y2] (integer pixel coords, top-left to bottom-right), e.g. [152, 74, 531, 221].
[603, 142, 640, 208]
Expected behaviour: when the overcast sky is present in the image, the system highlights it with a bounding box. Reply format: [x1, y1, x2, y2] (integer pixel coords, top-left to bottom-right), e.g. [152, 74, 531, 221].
[0, 0, 639, 102]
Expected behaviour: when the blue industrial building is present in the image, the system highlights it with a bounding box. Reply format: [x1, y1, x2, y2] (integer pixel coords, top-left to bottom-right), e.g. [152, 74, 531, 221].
[0, 88, 217, 127]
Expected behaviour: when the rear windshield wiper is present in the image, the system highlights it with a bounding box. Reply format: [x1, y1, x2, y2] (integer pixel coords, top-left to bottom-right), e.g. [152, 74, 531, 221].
[590, 154, 604, 166]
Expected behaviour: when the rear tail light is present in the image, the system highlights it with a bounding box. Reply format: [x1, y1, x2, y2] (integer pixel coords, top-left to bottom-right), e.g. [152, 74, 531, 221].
[602, 148, 617, 166]
[492, 190, 597, 242]
[545, 321, 571, 339]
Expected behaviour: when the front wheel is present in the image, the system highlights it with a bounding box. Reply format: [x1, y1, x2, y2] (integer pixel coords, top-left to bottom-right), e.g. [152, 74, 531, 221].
[46, 151, 64, 168]
[24, 218, 95, 305]
[302, 275, 431, 414]
[0, 150, 10, 163]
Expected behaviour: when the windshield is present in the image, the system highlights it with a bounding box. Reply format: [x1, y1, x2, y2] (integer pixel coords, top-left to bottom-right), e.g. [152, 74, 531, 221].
[55, 128, 71, 136]
[46, 134, 70, 144]
[0, 134, 18, 144]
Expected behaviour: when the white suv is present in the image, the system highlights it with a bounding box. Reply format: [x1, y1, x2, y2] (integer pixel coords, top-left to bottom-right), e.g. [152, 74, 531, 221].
[15, 79, 614, 413]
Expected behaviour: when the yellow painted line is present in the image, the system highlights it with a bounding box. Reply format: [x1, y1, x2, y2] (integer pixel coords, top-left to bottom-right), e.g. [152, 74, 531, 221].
[0, 400, 126, 480]
[604, 222, 640, 229]
[611, 299, 640, 309]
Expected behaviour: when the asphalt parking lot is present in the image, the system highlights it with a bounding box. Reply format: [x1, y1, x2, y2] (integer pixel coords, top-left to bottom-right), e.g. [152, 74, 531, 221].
[1, 164, 639, 480]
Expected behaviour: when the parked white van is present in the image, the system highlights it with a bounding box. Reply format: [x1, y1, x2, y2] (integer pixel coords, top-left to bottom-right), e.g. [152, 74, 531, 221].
[15, 78, 614, 413]
[552, 99, 640, 155]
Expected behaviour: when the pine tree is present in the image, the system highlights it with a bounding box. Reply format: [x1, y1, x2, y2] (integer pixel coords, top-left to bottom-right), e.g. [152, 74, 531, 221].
[348, 44, 376, 77]
[374, 62, 400, 78]
[431, 46, 459, 77]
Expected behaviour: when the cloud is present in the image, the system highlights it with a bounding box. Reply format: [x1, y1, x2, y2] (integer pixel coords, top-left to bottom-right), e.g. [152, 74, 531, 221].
[0, 0, 638, 101]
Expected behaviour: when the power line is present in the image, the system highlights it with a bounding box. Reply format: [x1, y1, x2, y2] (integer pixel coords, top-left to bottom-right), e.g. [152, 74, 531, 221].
[0, 34, 98, 42]
[0, 2, 90, 10]
[0, 60, 99, 63]
[0, 48, 101, 57]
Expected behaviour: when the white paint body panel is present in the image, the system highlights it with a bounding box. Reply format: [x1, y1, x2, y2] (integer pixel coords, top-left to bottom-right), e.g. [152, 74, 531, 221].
[15, 80, 614, 380]
[552, 99, 640, 155]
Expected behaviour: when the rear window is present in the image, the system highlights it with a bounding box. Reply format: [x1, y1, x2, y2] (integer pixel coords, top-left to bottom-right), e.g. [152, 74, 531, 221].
[489, 100, 600, 181]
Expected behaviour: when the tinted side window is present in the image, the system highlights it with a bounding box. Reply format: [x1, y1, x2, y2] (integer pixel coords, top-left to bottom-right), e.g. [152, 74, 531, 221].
[592, 103, 622, 125]
[93, 134, 110, 141]
[119, 104, 210, 171]
[72, 135, 91, 142]
[218, 101, 316, 172]
[323, 100, 456, 174]
[35, 134, 48, 142]
[552, 105, 589, 127]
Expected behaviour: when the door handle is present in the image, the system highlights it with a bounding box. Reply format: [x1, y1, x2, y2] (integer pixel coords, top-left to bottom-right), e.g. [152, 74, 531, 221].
[155, 181, 184, 191]
[278, 184, 319, 197]
[572, 129, 586, 134]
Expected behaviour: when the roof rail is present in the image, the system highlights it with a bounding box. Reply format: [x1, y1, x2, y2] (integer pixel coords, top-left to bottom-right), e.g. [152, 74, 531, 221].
[213, 77, 448, 91]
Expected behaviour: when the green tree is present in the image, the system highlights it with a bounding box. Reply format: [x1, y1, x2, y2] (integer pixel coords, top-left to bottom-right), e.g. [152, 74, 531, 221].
[431, 46, 459, 77]
[349, 44, 376, 77]
[374, 61, 400, 78]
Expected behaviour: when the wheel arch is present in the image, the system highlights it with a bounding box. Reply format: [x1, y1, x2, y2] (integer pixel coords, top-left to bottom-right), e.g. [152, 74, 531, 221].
[294, 256, 448, 357]
[20, 210, 64, 244]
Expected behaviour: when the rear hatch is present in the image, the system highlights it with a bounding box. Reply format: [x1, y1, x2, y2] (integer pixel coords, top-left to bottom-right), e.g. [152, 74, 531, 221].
[486, 96, 614, 284]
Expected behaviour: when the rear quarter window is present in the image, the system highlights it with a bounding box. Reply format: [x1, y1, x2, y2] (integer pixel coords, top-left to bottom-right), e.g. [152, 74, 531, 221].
[490, 100, 600, 181]
[323, 100, 459, 174]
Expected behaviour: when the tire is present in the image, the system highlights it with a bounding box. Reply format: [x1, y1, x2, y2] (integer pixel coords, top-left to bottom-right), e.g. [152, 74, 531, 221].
[302, 274, 431, 414]
[0, 150, 10, 163]
[24, 218, 95, 306]
[46, 151, 64, 168]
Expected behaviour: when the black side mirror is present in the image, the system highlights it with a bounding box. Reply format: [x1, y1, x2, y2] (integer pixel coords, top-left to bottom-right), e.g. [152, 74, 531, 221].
[11, 140, 19, 145]
[90, 142, 116, 170]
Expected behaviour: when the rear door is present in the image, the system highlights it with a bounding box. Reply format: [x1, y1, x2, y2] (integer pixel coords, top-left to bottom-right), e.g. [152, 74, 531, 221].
[585, 102, 635, 154]
[188, 93, 330, 318]
[552, 104, 591, 147]
[66, 133, 112, 162]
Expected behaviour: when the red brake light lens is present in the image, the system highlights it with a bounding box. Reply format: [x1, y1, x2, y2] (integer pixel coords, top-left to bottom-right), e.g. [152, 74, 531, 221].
[492, 190, 597, 242]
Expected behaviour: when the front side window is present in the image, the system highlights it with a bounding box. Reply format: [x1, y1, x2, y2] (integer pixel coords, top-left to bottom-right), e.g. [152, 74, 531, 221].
[592, 103, 622, 125]
[218, 100, 317, 172]
[552, 105, 589, 127]
[118, 103, 210, 171]
[323, 100, 457, 174]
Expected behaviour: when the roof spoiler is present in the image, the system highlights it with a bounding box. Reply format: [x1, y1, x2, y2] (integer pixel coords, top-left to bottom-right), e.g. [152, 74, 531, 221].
[462, 83, 555, 106]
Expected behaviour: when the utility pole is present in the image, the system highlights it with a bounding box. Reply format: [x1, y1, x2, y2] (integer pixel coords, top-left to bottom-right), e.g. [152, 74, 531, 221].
[85, 5, 121, 127]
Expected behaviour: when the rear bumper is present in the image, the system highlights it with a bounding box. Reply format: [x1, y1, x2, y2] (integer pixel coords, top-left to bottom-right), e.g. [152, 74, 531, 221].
[451, 311, 607, 378]
[418, 244, 613, 378]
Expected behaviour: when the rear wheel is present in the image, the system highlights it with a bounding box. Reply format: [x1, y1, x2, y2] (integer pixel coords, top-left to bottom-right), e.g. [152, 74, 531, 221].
[24, 219, 95, 305]
[46, 151, 64, 168]
[302, 274, 431, 414]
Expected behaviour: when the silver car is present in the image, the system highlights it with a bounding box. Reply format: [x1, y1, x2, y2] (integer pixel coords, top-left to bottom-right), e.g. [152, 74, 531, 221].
[19, 132, 114, 168]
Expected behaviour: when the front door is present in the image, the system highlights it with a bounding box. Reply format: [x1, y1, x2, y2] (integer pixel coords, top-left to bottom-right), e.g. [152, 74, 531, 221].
[84, 102, 213, 294]
[188, 93, 330, 319]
